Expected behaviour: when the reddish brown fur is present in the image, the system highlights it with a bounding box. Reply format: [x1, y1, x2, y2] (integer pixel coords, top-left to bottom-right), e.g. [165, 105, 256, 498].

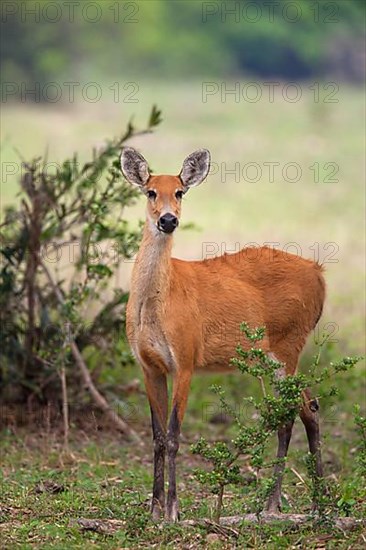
[125, 170, 326, 521]
[127, 175, 325, 417]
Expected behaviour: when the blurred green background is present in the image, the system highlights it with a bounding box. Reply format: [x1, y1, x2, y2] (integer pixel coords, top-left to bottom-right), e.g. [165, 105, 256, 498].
[1, 0, 365, 83]
[1, 5, 365, 545]
[1, 0, 365, 353]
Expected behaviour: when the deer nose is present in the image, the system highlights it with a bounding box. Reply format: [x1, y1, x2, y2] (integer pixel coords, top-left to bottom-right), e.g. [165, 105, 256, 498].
[158, 213, 179, 233]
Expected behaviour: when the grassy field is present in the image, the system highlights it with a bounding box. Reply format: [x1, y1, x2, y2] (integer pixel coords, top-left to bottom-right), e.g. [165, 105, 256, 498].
[1, 81, 365, 351]
[1, 358, 365, 548]
[1, 81, 365, 547]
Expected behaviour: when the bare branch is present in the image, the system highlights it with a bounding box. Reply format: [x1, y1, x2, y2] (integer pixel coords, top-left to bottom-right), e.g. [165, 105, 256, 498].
[182, 513, 365, 530]
[40, 259, 142, 445]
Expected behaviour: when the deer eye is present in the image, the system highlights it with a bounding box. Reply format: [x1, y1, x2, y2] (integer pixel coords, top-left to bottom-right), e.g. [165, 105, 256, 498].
[147, 190, 157, 200]
[175, 190, 184, 200]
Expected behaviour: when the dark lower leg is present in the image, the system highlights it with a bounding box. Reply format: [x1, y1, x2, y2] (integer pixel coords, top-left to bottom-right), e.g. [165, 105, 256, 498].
[145, 371, 168, 520]
[165, 369, 192, 522]
[266, 420, 294, 512]
[166, 405, 180, 521]
[300, 390, 323, 480]
[151, 408, 166, 520]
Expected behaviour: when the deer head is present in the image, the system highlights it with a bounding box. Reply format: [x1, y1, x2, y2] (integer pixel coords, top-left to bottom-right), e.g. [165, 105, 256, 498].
[120, 147, 210, 234]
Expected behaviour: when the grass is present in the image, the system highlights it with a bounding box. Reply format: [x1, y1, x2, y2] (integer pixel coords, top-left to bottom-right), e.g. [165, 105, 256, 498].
[1, 346, 365, 548]
[1, 80, 365, 547]
[0, 436, 365, 548]
[1, 80, 365, 354]
[0, 435, 365, 548]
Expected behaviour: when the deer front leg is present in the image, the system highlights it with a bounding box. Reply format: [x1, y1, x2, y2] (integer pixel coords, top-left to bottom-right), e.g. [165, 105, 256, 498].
[144, 369, 168, 520]
[166, 368, 192, 522]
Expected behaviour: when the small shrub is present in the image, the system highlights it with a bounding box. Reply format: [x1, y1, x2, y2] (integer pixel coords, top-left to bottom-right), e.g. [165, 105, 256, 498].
[0, 106, 162, 414]
[192, 323, 362, 521]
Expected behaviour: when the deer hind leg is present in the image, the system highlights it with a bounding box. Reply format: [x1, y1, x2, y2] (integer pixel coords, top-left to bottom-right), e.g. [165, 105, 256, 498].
[143, 368, 168, 520]
[300, 387, 324, 502]
[166, 367, 193, 522]
[266, 419, 295, 512]
[266, 362, 324, 512]
[266, 353, 296, 513]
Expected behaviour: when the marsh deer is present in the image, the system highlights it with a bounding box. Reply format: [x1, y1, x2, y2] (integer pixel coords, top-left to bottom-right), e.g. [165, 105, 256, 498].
[120, 147, 325, 521]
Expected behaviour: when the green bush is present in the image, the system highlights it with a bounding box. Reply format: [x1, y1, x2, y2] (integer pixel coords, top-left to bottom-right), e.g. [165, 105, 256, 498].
[0, 106, 161, 408]
[192, 323, 362, 522]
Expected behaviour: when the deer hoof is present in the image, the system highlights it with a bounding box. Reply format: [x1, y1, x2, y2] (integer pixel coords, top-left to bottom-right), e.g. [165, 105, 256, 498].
[265, 498, 282, 514]
[151, 499, 164, 521]
[165, 500, 179, 522]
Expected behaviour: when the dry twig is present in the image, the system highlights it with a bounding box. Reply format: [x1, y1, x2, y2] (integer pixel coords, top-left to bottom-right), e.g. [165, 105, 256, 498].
[40, 260, 142, 444]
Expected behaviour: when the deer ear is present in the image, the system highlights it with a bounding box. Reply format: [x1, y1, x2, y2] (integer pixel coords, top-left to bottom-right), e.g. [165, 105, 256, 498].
[120, 147, 150, 188]
[179, 149, 210, 189]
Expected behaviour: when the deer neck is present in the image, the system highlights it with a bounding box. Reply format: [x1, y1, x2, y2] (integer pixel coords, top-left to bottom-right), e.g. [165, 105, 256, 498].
[131, 221, 173, 320]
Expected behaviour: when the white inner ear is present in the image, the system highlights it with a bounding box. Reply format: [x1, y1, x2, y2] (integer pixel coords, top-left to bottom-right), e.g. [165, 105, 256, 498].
[180, 149, 210, 188]
[135, 162, 149, 187]
[120, 148, 150, 188]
